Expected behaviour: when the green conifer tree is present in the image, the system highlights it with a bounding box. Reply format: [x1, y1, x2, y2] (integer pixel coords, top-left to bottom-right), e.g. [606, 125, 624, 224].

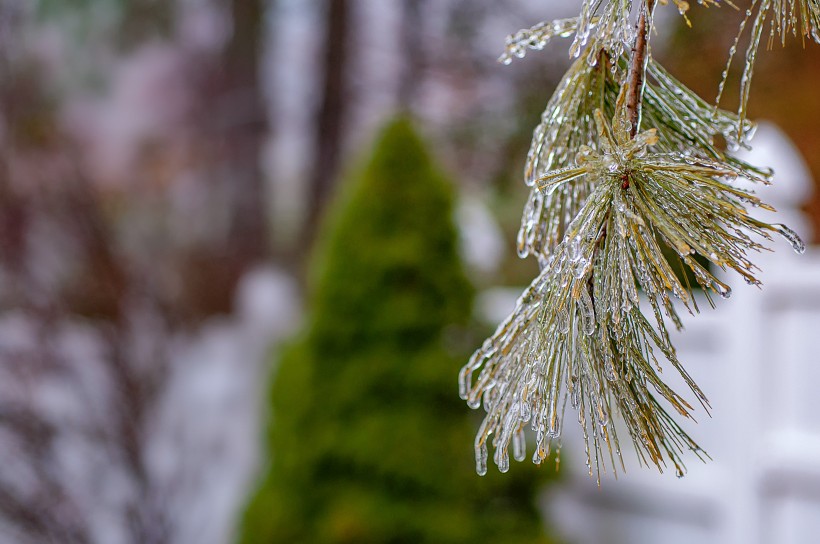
[239, 118, 557, 544]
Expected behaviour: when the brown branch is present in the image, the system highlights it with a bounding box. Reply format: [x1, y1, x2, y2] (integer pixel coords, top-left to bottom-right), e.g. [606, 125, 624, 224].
[626, 0, 656, 138]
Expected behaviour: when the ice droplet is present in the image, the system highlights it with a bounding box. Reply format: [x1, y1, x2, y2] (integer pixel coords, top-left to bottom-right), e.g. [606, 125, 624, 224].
[475, 442, 488, 476]
[744, 276, 762, 287]
[496, 449, 510, 473]
[715, 282, 732, 299]
[579, 288, 596, 335]
[516, 227, 529, 258]
[572, 258, 589, 280]
[557, 308, 570, 334]
[571, 386, 580, 409]
[569, 236, 582, 262]
[603, 154, 619, 173]
[605, 359, 617, 382]
[512, 428, 526, 462]
[598, 407, 609, 427]
[575, 145, 594, 165]
[548, 416, 561, 439]
[774, 224, 806, 254]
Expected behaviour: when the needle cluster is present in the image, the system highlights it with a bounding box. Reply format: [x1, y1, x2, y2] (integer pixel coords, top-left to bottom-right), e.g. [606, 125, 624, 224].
[461, 0, 812, 480]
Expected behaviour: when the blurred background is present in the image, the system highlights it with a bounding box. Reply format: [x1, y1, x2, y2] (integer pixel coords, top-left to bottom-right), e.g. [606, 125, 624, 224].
[0, 1, 819, 543]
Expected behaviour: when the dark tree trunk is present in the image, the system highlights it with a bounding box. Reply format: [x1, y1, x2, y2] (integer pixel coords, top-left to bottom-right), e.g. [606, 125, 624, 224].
[304, 0, 350, 247]
[175, 0, 271, 318]
[223, 0, 269, 263]
[399, 0, 425, 111]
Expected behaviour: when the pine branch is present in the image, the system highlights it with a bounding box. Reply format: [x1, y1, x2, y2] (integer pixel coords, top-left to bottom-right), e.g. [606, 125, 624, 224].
[625, 0, 655, 139]
[465, 0, 811, 482]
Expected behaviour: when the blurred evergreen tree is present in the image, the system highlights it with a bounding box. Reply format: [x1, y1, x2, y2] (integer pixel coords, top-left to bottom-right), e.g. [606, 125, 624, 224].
[239, 118, 557, 544]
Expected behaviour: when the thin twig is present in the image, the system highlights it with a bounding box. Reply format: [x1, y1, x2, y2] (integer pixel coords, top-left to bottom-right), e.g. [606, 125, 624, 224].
[626, 0, 656, 138]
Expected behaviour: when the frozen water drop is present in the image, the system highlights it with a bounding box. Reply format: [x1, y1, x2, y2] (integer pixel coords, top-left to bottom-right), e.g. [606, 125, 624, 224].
[579, 288, 596, 335]
[597, 401, 609, 427]
[744, 276, 762, 287]
[557, 308, 570, 334]
[718, 287, 732, 298]
[516, 228, 529, 258]
[512, 429, 526, 462]
[569, 236, 582, 262]
[713, 280, 732, 299]
[475, 442, 488, 476]
[548, 417, 561, 439]
[572, 258, 589, 280]
[497, 450, 510, 473]
[774, 224, 806, 254]
[605, 360, 617, 382]
[575, 145, 594, 165]
[603, 154, 619, 173]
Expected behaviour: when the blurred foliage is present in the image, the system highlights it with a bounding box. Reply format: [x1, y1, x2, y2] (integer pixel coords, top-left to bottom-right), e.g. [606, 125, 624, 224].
[35, 0, 122, 16]
[35, 0, 173, 50]
[239, 118, 558, 544]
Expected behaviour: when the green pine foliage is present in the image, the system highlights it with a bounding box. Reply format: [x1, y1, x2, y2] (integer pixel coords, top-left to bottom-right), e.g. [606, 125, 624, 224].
[239, 118, 557, 544]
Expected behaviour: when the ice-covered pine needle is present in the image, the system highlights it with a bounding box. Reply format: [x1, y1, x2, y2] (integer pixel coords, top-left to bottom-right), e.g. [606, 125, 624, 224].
[498, 4, 635, 67]
[459, 100, 805, 480]
[517, 49, 767, 265]
[497, 1, 726, 66]
[719, 0, 820, 138]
